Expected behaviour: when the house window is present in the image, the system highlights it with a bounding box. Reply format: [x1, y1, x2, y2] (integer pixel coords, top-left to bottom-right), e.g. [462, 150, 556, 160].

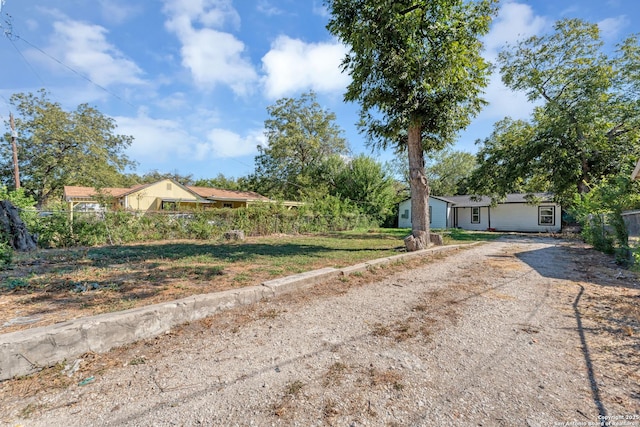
[539, 206, 555, 226]
[223, 203, 233, 208]
[429, 206, 432, 224]
[400, 209, 409, 219]
[471, 207, 480, 224]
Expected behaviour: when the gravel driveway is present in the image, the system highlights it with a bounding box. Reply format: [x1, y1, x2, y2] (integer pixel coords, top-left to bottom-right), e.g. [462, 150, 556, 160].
[2, 235, 639, 426]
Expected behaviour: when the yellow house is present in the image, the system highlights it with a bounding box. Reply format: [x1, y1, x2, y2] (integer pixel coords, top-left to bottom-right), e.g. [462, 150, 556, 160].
[63, 179, 279, 212]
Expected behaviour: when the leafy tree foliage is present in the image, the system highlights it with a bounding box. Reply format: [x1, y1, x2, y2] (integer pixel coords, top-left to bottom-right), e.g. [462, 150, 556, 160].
[126, 170, 195, 186]
[194, 173, 244, 190]
[392, 148, 477, 196]
[570, 168, 640, 256]
[326, 0, 496, 249]
[1, 90, 135, 206]
[426, 150, 476, 196]
[331, 154, 398, 224]
[0, 186, 38, 228]
[471, 20, 640, 203]
[250, 91, 349, 200]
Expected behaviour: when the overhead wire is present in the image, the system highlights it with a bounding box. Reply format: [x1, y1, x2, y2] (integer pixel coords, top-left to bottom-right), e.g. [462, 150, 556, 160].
[3, 19, 261, 176]
[7, 37, 48, 89]
[0, 1, 381, 207]
[13, 35, 136, 108]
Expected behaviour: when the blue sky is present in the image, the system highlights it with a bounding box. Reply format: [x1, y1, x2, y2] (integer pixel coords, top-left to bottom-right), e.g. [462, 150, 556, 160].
[0, 0, 638, 181]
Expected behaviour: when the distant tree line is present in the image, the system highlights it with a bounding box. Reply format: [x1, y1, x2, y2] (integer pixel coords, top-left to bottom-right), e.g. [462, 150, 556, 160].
[1, 89, 477, 229]
[3, 12, 640, 258]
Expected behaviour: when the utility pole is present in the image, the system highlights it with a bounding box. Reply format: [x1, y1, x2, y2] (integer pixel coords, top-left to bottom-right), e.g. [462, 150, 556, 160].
[10, 112, 20, 189]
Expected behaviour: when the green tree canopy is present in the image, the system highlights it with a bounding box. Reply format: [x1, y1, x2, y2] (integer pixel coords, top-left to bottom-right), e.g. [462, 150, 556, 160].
[393, 148, 477, 196]
[326, 0, 496, 249]
[126, 170, 195, 186]
[2, 89, 135, 206]
[470, 19, 640, 203]
[249, 91, 349, 200]
[331, 154, 398, 224]
[193, 173, 244, 191]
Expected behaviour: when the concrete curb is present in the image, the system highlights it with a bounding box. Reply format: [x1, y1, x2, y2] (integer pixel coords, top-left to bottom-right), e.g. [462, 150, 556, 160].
[0, 242, 477, 381]
[262, 267, 341, 295]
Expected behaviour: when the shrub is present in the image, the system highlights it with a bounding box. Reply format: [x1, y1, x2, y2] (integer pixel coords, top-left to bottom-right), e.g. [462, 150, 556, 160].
[0, 240, 13, 269]
[570, 172, 640, 258]
[29, 201, 375, 248]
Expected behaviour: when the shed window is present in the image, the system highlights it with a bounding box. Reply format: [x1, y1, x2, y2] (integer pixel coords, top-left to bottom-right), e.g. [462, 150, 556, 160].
[539, 206, 555, 226]
[223, 203, 233, 208]
[400, 209, 409, 219]
[471, 207, 480, 224]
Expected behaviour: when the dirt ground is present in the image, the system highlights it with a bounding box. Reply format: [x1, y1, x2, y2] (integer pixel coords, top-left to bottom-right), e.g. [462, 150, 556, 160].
[1, 235, 639, 426]
[0, 235, 404, 334]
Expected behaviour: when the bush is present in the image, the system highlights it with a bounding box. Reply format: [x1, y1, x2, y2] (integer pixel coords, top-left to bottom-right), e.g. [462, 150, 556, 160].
[30, 201, 375, 248]
[0, 187, 37, 227]
[569, 172, 640, 257]
[0, 240, 13, 269]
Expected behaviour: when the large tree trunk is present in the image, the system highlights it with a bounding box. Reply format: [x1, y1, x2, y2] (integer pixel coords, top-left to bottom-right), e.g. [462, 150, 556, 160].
[404, 123, 430, 252]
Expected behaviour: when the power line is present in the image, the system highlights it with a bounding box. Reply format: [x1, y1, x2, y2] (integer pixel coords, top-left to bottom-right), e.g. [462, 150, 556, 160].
[8, 37, 48, 89]
[13, 35, 136, 108]
[0, 0, 135, 109]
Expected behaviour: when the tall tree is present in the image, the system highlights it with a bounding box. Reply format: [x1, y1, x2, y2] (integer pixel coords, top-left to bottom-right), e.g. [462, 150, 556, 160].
[326, 0, 496, 250]
[471, 20, 640, 203]
[1, 90, 135, 206]
[332, 154, 398, 224]
[250, 91, 349, 200]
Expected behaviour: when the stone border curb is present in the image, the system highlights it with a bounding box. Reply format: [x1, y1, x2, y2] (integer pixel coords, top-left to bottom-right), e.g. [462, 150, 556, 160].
[0, 242, 477, 381]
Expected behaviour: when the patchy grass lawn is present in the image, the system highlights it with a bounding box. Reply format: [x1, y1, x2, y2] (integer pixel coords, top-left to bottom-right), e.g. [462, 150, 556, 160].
[0, 228, 490, 333]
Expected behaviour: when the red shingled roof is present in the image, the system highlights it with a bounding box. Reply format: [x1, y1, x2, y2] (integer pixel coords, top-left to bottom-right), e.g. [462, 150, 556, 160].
[63, 185, 138, 199]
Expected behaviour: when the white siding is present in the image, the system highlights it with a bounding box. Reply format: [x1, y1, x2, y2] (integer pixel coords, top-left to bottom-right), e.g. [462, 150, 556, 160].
[397, 197, 449, 229]
[489, 203, 561, 232]
[398, 200, 412, 228]
[455, 207, 489, 231]
[400, 197, 562, 232]
[429, 198, 448, 229]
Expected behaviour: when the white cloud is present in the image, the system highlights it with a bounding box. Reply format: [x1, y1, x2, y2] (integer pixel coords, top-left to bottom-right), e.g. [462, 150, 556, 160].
[33, 18, 145, 87]
[478, 1, 547, 121]
[598, 16, 629, 41]
[116, 113, 197, 163]
[115, 110, 262, 165]
[484, 1, 547, 60]
[257, 1, 284, 16]
[163, 0, 240, 30]
[162, 0, 256, 94]
[200, 128, 265, 158]
[179, 28, 258, 93]
[478, 74, 535, 121]
[261, 36, 349, 99]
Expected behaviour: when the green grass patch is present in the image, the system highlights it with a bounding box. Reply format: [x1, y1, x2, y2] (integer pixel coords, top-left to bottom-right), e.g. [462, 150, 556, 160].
[440, 228, 504, 243]
[0, 229, 490, 330]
